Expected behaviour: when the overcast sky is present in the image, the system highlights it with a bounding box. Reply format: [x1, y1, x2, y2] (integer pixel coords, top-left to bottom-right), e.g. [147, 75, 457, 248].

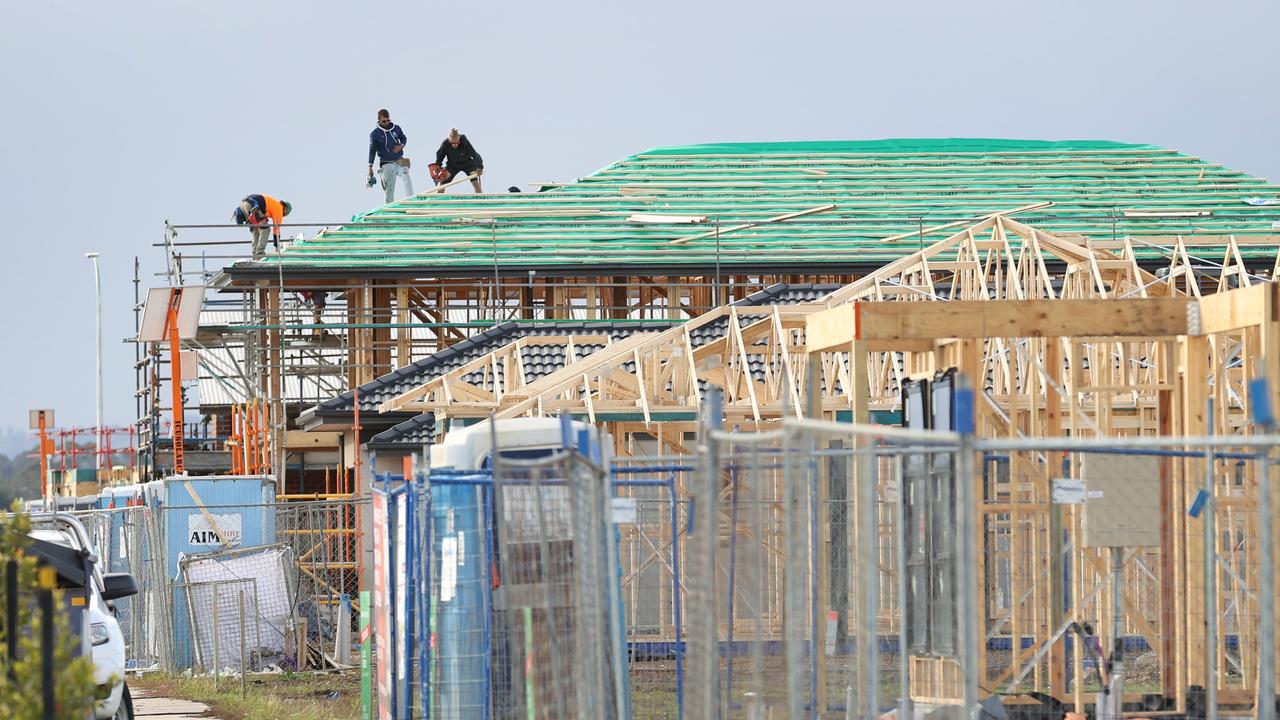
[1, 0, 1277, 433]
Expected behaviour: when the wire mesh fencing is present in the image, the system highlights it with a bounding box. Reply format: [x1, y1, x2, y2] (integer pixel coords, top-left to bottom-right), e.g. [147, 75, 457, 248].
[671, 404, 1279, 719]
[275, 498, 364, 660]
[397, 420, 1277, 720]
[180, 543, 297, 673]
[678, 417, 968, 719]
[610, 463, 688, 720]
[375, 442, 630, 719]
[52, 410, 1279, 719]
[175, 578, 260, 675]
[974, 436, 1279, 720]
[68, 495, 364, 674]
[76, 504, 171, 670]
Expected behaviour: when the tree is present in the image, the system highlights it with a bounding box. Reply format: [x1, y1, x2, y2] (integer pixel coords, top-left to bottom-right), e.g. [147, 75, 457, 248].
[0, 452, 41, 508]
[0, 506, 98, 719]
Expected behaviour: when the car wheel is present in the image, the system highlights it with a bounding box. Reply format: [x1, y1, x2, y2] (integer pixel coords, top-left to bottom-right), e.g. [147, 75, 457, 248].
[113, 683, 134, 720]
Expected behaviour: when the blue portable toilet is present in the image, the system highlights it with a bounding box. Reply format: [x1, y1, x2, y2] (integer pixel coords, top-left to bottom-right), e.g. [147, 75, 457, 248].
[154, 474, 276, 669]
[420, 418, 628, 718]
[93, 483, 156, 572]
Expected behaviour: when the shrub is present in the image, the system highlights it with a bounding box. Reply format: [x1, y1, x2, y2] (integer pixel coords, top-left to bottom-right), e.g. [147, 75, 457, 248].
[0, 506, 98, 720]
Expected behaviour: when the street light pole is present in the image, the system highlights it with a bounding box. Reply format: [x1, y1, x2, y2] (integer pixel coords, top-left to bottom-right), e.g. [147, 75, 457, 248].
[85, 252, 103, 480]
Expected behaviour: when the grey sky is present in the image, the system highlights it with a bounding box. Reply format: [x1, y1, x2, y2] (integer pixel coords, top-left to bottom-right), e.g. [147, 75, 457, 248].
[1, 0, 1277, 432]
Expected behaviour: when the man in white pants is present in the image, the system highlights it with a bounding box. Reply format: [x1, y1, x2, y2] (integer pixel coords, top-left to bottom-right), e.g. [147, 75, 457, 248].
[379, 159, 413, 203]
[367, 109, 414, 203]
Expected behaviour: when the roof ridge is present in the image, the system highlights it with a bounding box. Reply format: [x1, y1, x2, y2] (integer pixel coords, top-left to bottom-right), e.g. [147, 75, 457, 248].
[635, 138, 1165, 156]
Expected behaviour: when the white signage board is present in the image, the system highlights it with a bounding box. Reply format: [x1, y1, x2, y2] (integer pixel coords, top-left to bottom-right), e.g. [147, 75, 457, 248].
[1051, 479, 1086, 506]
[187, 513, 243, 546]
[440, 537, 458, 602]
[610, 497, 638, 524]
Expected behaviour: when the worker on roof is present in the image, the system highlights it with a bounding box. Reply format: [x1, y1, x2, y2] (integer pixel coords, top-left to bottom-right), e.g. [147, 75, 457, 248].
[232, 194, 291, 259]
[430, 128, 483, 193]
[367, 109, 413, 204]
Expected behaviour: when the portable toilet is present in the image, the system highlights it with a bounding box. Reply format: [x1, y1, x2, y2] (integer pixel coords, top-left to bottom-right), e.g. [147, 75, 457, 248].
[420, 418, 624, 718]
[154, 474, 276, 669]
[91, 482, 156, 574]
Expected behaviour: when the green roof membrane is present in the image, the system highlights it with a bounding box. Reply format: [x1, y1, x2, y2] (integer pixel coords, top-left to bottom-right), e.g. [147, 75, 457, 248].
[249, 139, 1280, 271]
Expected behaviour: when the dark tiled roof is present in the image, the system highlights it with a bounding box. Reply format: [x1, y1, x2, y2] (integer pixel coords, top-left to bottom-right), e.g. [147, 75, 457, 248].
[368, 414, 437, 450]
[302, 283, 837, 425]
[457, 341, 608, 394]
[298, 320, 676, 425]
[362, 317, 823, 450]
[305, 283, 844, 443]
[733, 282, 841, 306]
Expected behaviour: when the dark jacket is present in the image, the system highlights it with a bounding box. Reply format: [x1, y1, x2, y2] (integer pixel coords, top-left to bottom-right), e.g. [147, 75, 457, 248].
[435, 135, 482, 169]
[368, 123, 408, 165]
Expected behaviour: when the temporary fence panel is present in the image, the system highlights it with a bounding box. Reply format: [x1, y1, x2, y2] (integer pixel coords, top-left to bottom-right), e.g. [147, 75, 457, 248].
[75, 503, 169, 670]
[610, 463, 686, 720]
[276, 499, 364, 662]
[973, 438, 1278, 719]
[424, 477, 488, 719]
[179, 543, 297, 671]
[373, 475, 439, 720]
[373, 445, 629, 719]
[69, 493, 363, 674]
[682, 424, 1278, 719]
[678, 414, 958, 719]
[174, 579, 261, 674]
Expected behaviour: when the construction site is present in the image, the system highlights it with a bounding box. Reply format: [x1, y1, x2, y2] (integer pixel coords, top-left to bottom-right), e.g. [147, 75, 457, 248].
[32, 138, 1280, 719]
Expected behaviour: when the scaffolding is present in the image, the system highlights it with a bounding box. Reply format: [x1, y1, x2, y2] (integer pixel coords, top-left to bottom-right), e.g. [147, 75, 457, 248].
[134, 202, 1280, 490]
[140, 219, 867, 488]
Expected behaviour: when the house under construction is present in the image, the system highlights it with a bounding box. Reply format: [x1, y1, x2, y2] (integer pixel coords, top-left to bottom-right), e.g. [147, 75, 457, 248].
[142, 139, 1280, 478]
[131, 138, 1280, 713]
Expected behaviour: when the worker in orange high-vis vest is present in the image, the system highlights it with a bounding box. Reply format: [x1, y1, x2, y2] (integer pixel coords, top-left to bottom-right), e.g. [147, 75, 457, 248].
[233, 194, 292, 258]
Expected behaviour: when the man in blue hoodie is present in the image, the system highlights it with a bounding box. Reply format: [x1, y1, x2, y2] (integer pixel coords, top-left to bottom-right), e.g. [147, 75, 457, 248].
[367, 109, 413, 203]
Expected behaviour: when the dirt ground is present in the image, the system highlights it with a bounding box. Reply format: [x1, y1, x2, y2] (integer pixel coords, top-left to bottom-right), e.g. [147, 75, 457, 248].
[629, 649, 1170, 718]
[132, 670, 361, 720]
[630, 654, 885, 719]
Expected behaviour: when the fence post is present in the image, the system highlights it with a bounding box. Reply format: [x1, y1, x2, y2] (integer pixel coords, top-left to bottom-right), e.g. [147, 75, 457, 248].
[689, 388, 722, 719]
[239, 588, 247, 699]
[1203, 398, 1217, 720]
[5, 559, 16, 678]
[894, 452, 912, 720]
[602, 462, 630, 720]
[858, 439, 880, 720]
[212, 583, 220, 689]
[1106, 547, 1126, 720]
[1249, 375, 1275, 720]
[955, 377, 979, 720]
[1260, 444, 1275, 720]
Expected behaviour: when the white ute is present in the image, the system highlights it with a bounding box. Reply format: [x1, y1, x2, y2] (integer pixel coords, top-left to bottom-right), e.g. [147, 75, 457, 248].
[28, 513, 136, 720]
